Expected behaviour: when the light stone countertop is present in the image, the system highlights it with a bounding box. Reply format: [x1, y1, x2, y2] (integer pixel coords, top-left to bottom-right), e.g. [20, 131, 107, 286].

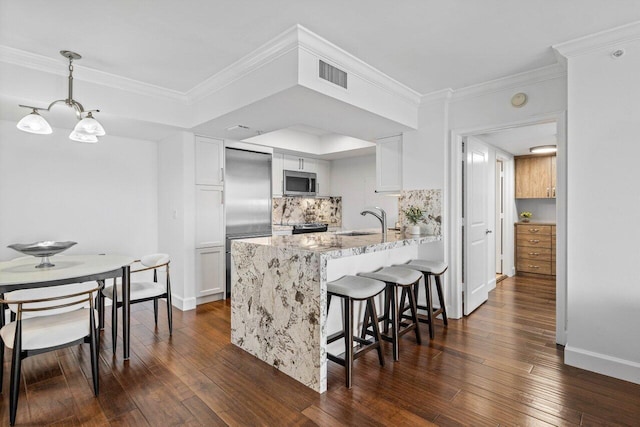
[236, 230, 440, 255]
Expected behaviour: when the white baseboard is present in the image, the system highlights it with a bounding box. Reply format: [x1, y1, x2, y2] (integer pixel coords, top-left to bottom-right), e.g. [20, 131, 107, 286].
[197, 292, 225, 305]
[171, 295, 197, 311]
[487, 277, 497, 292]
[565, 345, 640, 385]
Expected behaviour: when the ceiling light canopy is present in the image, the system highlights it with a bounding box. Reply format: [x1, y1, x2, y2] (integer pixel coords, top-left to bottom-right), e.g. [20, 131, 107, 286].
[16, 50, 105, 143]
[530, 145, 557, 154]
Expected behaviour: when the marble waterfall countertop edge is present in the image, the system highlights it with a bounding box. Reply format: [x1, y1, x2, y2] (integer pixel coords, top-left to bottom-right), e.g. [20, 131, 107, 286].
[233, 231, 441, 257]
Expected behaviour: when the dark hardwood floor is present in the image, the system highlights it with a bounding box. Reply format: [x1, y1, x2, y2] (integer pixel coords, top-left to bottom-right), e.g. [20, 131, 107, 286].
[2, 275, 640, 425]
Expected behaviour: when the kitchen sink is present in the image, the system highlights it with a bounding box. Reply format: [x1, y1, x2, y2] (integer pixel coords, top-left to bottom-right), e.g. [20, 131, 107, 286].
[334, 231, 377, 236]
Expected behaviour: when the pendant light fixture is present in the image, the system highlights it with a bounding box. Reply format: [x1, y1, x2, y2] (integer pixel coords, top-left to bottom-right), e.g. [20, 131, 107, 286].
[16, 50, 105, 142]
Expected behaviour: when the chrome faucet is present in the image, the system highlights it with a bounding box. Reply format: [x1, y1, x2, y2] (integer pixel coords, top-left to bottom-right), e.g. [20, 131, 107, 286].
[360, 207, 387, 238]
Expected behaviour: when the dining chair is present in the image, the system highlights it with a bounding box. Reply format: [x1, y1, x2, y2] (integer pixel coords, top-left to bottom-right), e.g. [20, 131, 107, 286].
[100, 253, 172, 353]
[0, 281, 101, 426]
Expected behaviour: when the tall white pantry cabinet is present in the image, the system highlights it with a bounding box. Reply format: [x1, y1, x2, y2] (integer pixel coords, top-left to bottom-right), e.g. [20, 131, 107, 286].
[194, 136, 225, 302]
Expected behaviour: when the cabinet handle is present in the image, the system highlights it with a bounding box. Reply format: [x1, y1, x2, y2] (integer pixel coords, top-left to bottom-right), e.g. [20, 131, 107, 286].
[302, 158, 304, 170]
[528, 265, 540, 269]
[528, 239, 540, 243]
[220, 167, 224, 183]
[528, 228, 540, 233]
[528, 252, 540, 256]
[221, 190, 224, 205]
[552, 187, 556, 197]
[547, 187, 550, 197]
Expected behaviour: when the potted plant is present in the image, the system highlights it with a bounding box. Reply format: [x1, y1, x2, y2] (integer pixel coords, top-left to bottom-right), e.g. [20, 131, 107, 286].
[404, 206, 424, 234]
[520, 211, 533, 223]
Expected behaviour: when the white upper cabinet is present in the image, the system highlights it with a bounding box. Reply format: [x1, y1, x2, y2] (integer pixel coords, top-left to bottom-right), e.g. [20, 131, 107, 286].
[195, 136, 224, 186]
[272, 153, 284, 197]
[315, 159, 331, 197]
[376, 134, 402, 193]
[283, 154, 316, 173]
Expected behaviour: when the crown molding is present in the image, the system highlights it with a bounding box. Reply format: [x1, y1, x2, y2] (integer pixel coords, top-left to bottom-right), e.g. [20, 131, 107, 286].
[420, 88, 453, 104]
[553, 20, 640, 58]
[186, 25, 300, 104]
[0, 45, 188, 103]
[451, 64, 566, 102]
[296, 26, 421, 106]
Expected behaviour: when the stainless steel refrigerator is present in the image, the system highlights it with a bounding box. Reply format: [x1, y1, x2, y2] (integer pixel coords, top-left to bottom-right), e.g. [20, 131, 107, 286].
[224, 147, 272, 296]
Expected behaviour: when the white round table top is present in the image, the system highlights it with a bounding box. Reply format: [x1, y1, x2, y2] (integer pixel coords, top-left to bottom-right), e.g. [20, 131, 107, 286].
[0, 254, 136, 287]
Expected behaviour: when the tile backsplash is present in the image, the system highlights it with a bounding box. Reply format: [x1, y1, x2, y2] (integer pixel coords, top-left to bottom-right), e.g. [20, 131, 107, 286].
[398, 189, 442, 236]
[273, 197, 342, 226]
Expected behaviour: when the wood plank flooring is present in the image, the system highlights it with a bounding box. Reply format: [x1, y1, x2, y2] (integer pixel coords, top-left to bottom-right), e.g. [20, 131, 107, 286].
[2, 275, 640, 425]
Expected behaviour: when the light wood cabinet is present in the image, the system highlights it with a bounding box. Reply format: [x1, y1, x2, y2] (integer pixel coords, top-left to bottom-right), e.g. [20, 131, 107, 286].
[515, 155, 556, 199]
[376, 134, 402, 193]
[515, 223, 556, 276]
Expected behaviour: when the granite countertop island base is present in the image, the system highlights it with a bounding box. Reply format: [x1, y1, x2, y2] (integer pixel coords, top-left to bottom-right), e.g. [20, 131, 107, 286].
[231, 232, 440, 392]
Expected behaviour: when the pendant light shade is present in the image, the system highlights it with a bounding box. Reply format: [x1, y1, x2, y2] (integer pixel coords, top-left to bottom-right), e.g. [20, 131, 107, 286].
[16, 50, 105, 142]
[69, 130, 98, 143]
[73, 112, 105, 136]
[16, 110, 53, 135]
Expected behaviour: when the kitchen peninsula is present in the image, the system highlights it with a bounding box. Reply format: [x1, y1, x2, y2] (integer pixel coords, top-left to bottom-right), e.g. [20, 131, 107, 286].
[230, 231, 440, 392]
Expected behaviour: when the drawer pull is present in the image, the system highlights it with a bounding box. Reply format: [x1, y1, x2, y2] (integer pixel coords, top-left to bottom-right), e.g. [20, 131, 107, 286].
[528, 239, 540, 243]
[528, 265, 540, 269]
[528, 252, 540, 256]
[528, 228, 540, 233]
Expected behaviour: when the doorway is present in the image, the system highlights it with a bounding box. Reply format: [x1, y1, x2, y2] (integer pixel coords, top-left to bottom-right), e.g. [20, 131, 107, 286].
[450, 113, 567, 345]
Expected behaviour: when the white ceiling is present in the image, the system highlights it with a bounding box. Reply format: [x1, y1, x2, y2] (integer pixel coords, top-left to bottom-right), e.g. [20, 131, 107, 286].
[475, 122, 557, 156]
[1, 2, 640, 154]
[2, 1, 640, 95]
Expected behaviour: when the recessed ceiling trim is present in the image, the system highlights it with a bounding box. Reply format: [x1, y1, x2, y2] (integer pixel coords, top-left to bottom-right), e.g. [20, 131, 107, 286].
[553, 20, 640, 59]
[450, 64, 566, 102]
[0, 44, 188, 103]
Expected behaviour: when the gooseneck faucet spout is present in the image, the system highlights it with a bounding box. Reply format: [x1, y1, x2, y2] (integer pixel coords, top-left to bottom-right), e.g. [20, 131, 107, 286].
[360, 207, 387, 238]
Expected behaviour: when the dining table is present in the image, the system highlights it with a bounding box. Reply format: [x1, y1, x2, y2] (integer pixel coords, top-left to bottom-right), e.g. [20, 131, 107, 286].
[0, 254, 136, 359]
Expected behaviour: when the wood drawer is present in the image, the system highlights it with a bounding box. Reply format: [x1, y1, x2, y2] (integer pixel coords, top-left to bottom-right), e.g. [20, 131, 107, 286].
[518, 247, 552, 260]
[516, 225, 552, 235]
[517, 260, 552, 275]
[517, 235, 552, 247]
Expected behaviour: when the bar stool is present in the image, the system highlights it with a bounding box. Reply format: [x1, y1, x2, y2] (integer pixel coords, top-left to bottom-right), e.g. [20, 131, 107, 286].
[358, 267, 422, 361]
[399, 260, 448, 339]
[327, 275, 386, 389]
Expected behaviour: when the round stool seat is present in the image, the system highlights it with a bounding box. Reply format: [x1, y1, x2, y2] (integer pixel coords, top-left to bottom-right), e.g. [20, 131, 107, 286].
[403, 259, 448, 275]
[358, 266, 422, 285]
[328, 276, 386, 299]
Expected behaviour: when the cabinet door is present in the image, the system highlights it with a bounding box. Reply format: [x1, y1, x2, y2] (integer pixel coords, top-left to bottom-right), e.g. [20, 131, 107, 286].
[195, 136, 224, 185]
[551, 155, 557, 198]
[515, 156, 551, 198]
[376, 135, 402, 192]
[196, 246, 225, 298]
[283, 155, 302, 171]
[300, 157, 316, 173]
[195, 186, 224, 248]
[272, 153, 284, 197]
[315, 159, 331, 196]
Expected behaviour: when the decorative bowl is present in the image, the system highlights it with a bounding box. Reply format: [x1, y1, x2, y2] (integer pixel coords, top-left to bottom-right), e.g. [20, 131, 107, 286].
[8, 241, 77, 268]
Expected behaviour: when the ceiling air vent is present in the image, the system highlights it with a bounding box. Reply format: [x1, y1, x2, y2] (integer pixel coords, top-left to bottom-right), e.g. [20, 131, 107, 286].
[319, 60, 347, 89]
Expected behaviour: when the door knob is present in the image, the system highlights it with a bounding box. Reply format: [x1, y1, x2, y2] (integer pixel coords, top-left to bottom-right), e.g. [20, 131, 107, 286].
[485, 229, 493, 234]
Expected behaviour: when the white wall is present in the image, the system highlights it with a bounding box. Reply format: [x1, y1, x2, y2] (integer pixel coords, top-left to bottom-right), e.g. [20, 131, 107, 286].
[157, 131, 196, 310]
[563, 38, 640, 384]
[329, 154, 398, 229]
[0, 119, 158, 262]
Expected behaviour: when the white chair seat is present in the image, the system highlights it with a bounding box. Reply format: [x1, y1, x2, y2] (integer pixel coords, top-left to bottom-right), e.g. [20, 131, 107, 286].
[358, 266, 422, 285]
[0, 308, 98, 351]
[102, 281, 166, 302]
[328, 276, 386, 300]
[402, 259, 448, 275]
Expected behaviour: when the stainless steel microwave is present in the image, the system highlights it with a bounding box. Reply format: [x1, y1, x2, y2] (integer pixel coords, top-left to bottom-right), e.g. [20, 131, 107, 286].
[283, 170, 317, 196]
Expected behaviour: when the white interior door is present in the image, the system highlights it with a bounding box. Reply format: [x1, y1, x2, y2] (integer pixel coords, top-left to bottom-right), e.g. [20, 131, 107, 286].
[464, 138, 490, 315]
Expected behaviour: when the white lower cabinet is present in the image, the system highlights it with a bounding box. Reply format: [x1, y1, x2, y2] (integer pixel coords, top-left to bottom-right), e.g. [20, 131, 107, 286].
[196, 246, 225, 300]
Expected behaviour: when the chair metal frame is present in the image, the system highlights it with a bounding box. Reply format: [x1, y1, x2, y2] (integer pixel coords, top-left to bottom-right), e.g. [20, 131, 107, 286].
[0, 284, 101, 426]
